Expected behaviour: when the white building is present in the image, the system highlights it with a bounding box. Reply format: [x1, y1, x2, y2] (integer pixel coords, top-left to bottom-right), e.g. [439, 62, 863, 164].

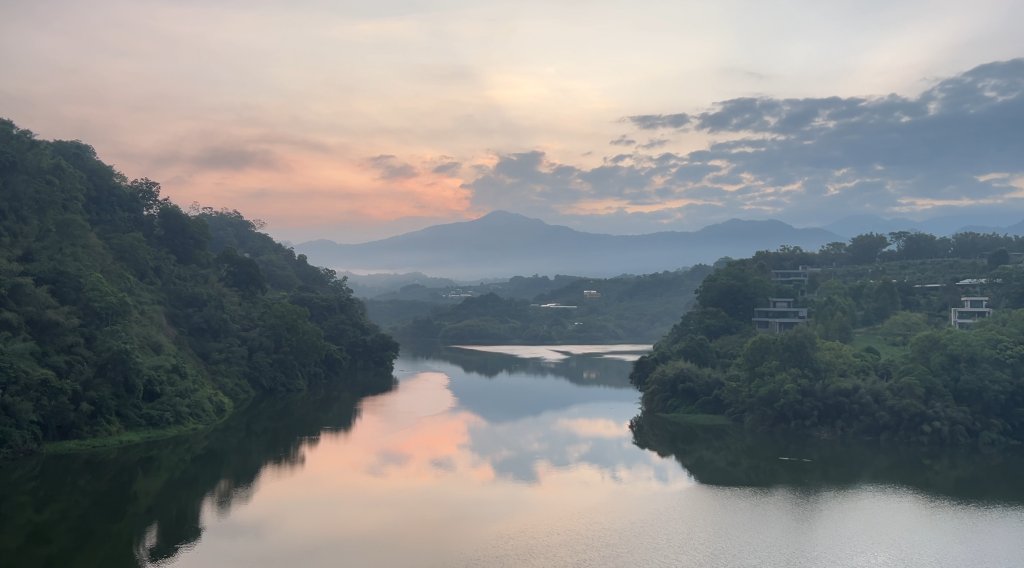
[951, 297, 992, 329]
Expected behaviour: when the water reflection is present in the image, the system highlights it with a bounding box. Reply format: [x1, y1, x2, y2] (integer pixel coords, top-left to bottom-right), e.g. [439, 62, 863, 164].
[0, 389, 366, 568]
[631, 412, 1024, 505]
[404, 344, 644, 387]
[3, 346, 1024, 568]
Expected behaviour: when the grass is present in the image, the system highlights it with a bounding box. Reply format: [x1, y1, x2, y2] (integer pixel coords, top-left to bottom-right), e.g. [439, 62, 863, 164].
[44, 422, 215, 454]
[850, 327, 908, 359]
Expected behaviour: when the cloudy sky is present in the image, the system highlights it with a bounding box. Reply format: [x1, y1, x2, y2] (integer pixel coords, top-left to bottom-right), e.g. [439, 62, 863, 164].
[2, 0, 1023, 242]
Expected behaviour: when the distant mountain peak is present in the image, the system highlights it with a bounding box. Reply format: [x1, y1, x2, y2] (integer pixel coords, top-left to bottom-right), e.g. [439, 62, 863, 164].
[474, 210, 546, 225]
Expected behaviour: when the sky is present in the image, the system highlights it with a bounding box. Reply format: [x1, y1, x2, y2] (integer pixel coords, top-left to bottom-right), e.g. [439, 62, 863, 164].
[2, 0, 1023, 243]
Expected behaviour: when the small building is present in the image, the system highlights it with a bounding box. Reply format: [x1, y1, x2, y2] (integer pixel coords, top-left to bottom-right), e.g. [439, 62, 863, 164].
[753, 298, 809, 333]
[583, 290, 601, 299]
[443, 290, 475, 299]
[951, 296, 993, 329]
[531, 303, 578, 309]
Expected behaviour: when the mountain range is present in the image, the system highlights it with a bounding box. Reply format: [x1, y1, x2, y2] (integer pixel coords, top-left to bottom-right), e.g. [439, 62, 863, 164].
[297, 211, 1024, 279]
[297, 211, 842, 279]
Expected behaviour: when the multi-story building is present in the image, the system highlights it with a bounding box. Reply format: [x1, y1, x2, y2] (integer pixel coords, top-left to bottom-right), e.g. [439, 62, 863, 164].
[951, 297, 993, 329]
[753, 298, 809, 333]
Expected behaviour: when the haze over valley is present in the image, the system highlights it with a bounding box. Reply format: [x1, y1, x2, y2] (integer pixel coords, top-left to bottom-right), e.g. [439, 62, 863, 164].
[298, 210, 1024, 280]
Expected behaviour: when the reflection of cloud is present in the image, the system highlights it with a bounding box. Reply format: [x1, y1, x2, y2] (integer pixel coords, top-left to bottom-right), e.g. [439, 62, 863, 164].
[466, 402, 684, 484]
[556, 417, 626, 439]
[172, 360, 696, 566]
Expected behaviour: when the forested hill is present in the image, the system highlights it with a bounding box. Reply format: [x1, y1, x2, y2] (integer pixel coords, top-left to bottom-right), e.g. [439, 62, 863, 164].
[630, 242, 1024, 448]
[0, 119, 398, 458]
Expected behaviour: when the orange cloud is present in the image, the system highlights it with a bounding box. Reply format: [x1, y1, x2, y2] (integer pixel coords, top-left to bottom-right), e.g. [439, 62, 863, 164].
[154, 143, 475, 230]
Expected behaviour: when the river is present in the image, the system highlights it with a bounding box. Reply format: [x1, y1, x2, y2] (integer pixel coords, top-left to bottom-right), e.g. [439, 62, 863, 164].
[3, 345, 1024, 567]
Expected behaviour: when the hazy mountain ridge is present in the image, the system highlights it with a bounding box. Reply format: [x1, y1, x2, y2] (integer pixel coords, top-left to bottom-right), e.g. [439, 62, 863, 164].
[298, 211, 842, 279]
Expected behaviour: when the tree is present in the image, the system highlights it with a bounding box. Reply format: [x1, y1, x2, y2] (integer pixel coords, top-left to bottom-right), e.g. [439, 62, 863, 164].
[216, 247, 267, 295]
[813, 288, 856, 342]
[879, 312, 930, 346]
[889, 231, 947, 261]
[695, 262, 772, 322]
[848, 233, 890, 265]
[988, 248, 1010, 269]
[818, 241, 849, 265]
[155, 205, 210, 265]
[128, 178, 166, 215]
[863, 280, 901, 325]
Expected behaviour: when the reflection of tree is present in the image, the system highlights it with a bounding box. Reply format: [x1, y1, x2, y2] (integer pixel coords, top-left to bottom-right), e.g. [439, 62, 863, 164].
[0, 377, 389, 568]
[409, 346, 637, 388]
[631, 413, 1024, 504]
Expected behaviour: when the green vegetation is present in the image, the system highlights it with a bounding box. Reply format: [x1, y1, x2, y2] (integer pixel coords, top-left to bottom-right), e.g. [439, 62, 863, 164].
[0, 119, 398, 458]
[631, 240, 1024, 447]
[384, 266, 714, 346]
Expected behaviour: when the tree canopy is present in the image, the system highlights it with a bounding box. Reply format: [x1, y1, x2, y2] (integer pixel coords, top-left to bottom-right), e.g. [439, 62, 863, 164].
[0, 119, 398, 458]
[630, 247, 1024, 448]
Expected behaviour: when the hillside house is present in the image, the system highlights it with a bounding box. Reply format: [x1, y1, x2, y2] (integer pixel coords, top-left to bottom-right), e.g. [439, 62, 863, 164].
[951, 297, 993, 329]
[753, 298, 809, 333]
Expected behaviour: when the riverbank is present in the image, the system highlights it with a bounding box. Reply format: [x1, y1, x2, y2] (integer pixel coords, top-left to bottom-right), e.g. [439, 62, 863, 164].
[43, 421, 221, 455]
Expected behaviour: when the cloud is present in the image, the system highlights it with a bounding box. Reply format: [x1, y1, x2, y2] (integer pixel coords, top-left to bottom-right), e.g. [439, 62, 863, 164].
[626, 113, 691, 130]
[638, 138, 669, 150]
[609, 134, 636, 146]
[464, 59, 1024, 231]
[432, 160, 462, 175]
[367, 154, 418, 180]
[189, 145, 284, 171]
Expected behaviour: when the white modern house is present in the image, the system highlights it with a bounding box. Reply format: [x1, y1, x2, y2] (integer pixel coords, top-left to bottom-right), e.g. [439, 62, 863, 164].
[753, 298, 809, 333]
[951, 297, 993, 329]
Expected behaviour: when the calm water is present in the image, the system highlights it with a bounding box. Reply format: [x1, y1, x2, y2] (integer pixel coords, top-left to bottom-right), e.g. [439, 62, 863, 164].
[3, 345, 1024, 567]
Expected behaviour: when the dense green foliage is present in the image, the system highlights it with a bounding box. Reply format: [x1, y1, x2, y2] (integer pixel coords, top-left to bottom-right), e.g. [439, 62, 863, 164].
[0, 120, 397, 458]
[631, 246, 1024, 447]
[812, 231, 1024, 265]
[384, 266, 714, 345]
